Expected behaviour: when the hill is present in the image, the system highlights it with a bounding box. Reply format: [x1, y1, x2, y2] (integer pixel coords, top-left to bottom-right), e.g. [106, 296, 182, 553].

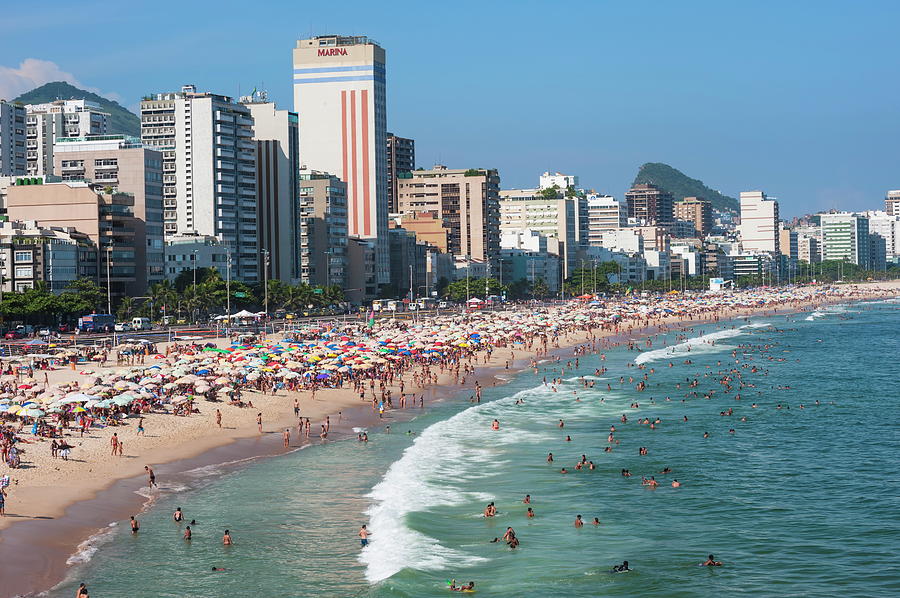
[14, 81, 140, 137]
[632, 162, 739, 213]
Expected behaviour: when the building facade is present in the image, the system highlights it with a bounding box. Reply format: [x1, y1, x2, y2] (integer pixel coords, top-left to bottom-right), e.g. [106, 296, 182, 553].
[586, 194, 626, 245]
[498, 189, 582, 277]
[0, 100, 27, 176]
[395, 166, 500, 263]
[52, 135, 165, 290]
[819, 212, 870, 266]
[0, 220, 96, 294]
[244, 99, 300, 282]
[141, 85, 259, 282]
[164, 234, 229, 282]
[539, 171, 578, 191]
[674, 196, 712, 238]
[386, 133, 414, 213]
[293, 35, 389, 286]
[25, 100, 108, 176]
[885, 190, 900, 217]
[625, 183, 674, 226]
[298, 169, 348, 288]
[739, 190, 779, 254]
[6, 180, 141, 298]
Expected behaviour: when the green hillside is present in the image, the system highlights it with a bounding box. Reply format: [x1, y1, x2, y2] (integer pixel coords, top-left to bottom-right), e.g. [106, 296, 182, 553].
[14, 81, 140, 137]
[632, 162, 738, 213]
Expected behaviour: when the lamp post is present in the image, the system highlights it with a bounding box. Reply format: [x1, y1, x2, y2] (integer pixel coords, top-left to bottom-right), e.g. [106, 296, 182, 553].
[225, 246, 232, 333]
[106, 246, 112, 315]
[192, 249, 198, 324]
[263, 249, 270, 334]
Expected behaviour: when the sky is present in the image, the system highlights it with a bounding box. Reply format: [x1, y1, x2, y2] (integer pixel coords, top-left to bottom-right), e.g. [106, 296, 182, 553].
[1, 0, 898, 217]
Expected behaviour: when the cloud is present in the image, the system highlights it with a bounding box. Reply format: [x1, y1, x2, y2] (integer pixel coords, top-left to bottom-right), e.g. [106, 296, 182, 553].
[0, 58, 119, 102]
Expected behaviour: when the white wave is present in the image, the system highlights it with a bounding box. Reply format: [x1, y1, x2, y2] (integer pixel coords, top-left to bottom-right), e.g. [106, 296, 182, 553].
[633, 326, 748, 365]
[66, 522, 118, 565]
[352, 427, 368, 434]
[360, 387, 547, 582]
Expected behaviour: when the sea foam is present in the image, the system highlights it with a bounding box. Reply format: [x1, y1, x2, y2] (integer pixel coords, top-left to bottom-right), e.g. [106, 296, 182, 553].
[633, 326, 749, 365]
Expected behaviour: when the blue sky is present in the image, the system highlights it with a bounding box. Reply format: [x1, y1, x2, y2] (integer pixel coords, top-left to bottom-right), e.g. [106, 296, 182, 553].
[2, 0, 898, 216]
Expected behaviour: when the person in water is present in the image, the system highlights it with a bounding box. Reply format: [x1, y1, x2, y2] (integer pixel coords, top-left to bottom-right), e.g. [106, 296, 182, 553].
[612, 560, 631, 572]
[173, 507, 183, 522]
[702, 554, 723, 566]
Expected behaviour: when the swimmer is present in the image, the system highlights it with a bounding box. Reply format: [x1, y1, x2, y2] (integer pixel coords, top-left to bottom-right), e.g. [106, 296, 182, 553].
[223, 530, 233, 545]
[527, 507, 535, 518]
[491, 419, 500, 430]
[523, 494, 531, 504]
[612, 560, 631, 572]
[183, 525, 192, 540]
[701, 554, 723, 566]
[211, 566, 227, 572]
[547, 452, 554, 463]
[173, 507, 183, 522]
[359, 524, 370, 547]
[672, 479, 681, 488]
[574, 514, 584, 527]
[592, 517, 600, 526]
[130, 516, 139, 533]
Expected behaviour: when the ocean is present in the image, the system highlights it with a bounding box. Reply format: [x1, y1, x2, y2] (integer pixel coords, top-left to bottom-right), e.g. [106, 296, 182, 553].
[45, 299, 900, 597]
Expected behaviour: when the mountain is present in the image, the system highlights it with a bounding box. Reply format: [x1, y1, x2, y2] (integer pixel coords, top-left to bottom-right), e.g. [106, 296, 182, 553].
[13, 81, 141, 137]
[632, 162, 739, 213]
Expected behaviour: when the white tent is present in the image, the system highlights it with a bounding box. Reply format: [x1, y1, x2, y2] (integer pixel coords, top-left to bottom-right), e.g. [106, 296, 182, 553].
[467, 297, 484, 303]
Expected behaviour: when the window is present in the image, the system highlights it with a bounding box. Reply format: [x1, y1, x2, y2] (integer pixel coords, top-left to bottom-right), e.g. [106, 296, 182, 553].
[14, 266, 33, 278]
[14, 250, 32, 263]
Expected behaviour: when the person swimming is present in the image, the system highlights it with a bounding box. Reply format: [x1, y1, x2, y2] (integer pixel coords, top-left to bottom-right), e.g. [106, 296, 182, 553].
[701, 554, 723, 566]
[612, 560, 631, 572]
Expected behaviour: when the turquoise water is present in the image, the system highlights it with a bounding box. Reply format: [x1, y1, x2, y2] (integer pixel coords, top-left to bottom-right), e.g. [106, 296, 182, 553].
[47, 299, 900, 598]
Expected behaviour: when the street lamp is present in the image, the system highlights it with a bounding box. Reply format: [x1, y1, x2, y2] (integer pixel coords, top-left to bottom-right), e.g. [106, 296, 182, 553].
[192, 249, 198, 324]
[262, 249, 270, 334]
[106, 246, 112, 315]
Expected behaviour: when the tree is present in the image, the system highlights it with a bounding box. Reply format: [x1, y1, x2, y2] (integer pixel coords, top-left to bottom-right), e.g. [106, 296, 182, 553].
[539, 185, 561, 199]
[116, 296, 135, 321]
[533, 277, 549, 299]
[64, 278, 104, 313]
[443, 278, 506, 302]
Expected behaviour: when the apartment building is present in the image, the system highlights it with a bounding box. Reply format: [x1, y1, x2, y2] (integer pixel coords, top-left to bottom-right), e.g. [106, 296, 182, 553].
[298, 169, 348, 288]
[141, 85, 259, 282]
[0, 100, 27, 176]
[625, 183, 674, 226]
[739, 190, 779, 254]
[386, 133, 415, 213]
[586, 194, 626, 245]
[395, 165, 500, 263]
[674, 196, 712, 238]
[25, 100, 108, 176]
[52, 135, 165, 290]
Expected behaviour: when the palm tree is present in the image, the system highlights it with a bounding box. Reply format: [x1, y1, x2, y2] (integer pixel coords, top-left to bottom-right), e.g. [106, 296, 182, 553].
[116, 296, 135, 321]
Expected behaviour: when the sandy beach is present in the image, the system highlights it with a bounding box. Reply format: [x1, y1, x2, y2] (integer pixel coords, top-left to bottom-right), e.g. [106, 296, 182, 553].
[0, 281, 896, 597]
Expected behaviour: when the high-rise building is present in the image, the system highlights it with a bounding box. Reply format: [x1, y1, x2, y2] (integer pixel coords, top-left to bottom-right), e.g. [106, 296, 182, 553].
[242, 97, 300, 282]
[141, 85, 259, 282]
[387, 133, 414, 213]
[586, 194, 626, 246]
[739, 191, 779, 254]
[293, 35, 389, 286]
[25, 100, 108, 176]
[885, 190, 900, 217]
[819, 212, 870, 266]
[674, 197, 712, 238]
[52, 134, 165, 291]
[298, 168, 348, 288]
[395, 165, 500, 263]
[0, 100, 27, 176]
[863, 211, 900, 258]
[6, 180, 142, 298]
[797, 234, 820, 264]
[625, 183, 674, 226]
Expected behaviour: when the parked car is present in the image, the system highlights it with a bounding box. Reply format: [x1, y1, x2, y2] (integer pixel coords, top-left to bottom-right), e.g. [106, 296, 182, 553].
[114, 323, 133, 332]
[57, 323, 71, 333]
[38, 328, 51, 337]
[4, 330, 24, 339]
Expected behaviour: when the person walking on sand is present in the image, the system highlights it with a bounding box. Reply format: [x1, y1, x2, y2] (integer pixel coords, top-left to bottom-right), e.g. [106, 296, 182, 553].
[257, 413, 263, 434]
[110, 432, 119, 455]
[0, 487, 6, 517]
[283, 428, 290, 448]
[215, 409, 222, 428]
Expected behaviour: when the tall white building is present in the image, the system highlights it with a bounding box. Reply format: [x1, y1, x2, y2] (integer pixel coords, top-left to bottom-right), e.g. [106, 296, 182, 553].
[863, 211, 899, 258]
[141, 85, 259, 282]
[586, 194, 626, 245]
[0, 100, 27, 176]
[293, 35, 389, 286]
[539, 171, 578, 190]
[242, 95, 300, 282]
[819, 212, 870, 266]
[739, 190, 779, 254]
[885, 190, 900, 217]
[25, 100, 108, 176]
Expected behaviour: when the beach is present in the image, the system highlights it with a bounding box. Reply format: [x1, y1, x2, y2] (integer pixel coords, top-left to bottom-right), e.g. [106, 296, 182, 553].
[0, 281, 897, 597]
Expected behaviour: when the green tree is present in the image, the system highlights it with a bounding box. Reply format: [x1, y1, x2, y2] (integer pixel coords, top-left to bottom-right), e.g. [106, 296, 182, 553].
[116, 296, 135, 321]
[533, 277, 550, 299]
[539, 185, 561, 199]
[64, 278, 104, 313]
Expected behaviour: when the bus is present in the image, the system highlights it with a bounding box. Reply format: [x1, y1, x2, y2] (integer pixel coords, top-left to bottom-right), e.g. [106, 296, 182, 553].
[78, 314, 115, 333]
[131, 317, 152, 331]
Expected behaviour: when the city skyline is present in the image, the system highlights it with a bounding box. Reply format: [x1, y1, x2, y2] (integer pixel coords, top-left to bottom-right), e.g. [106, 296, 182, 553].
[1, 1, 898, 217]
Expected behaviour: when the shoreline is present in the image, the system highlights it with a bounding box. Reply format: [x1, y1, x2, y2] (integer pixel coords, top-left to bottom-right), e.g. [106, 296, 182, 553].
[2, 283, 897, 597]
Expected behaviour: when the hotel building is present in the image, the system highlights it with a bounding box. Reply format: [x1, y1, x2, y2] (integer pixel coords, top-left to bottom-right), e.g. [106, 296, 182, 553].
[293, 35, 389, 286]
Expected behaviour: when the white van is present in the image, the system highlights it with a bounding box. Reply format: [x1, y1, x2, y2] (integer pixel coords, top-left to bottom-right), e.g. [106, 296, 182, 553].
[131, 317, 152, 331]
